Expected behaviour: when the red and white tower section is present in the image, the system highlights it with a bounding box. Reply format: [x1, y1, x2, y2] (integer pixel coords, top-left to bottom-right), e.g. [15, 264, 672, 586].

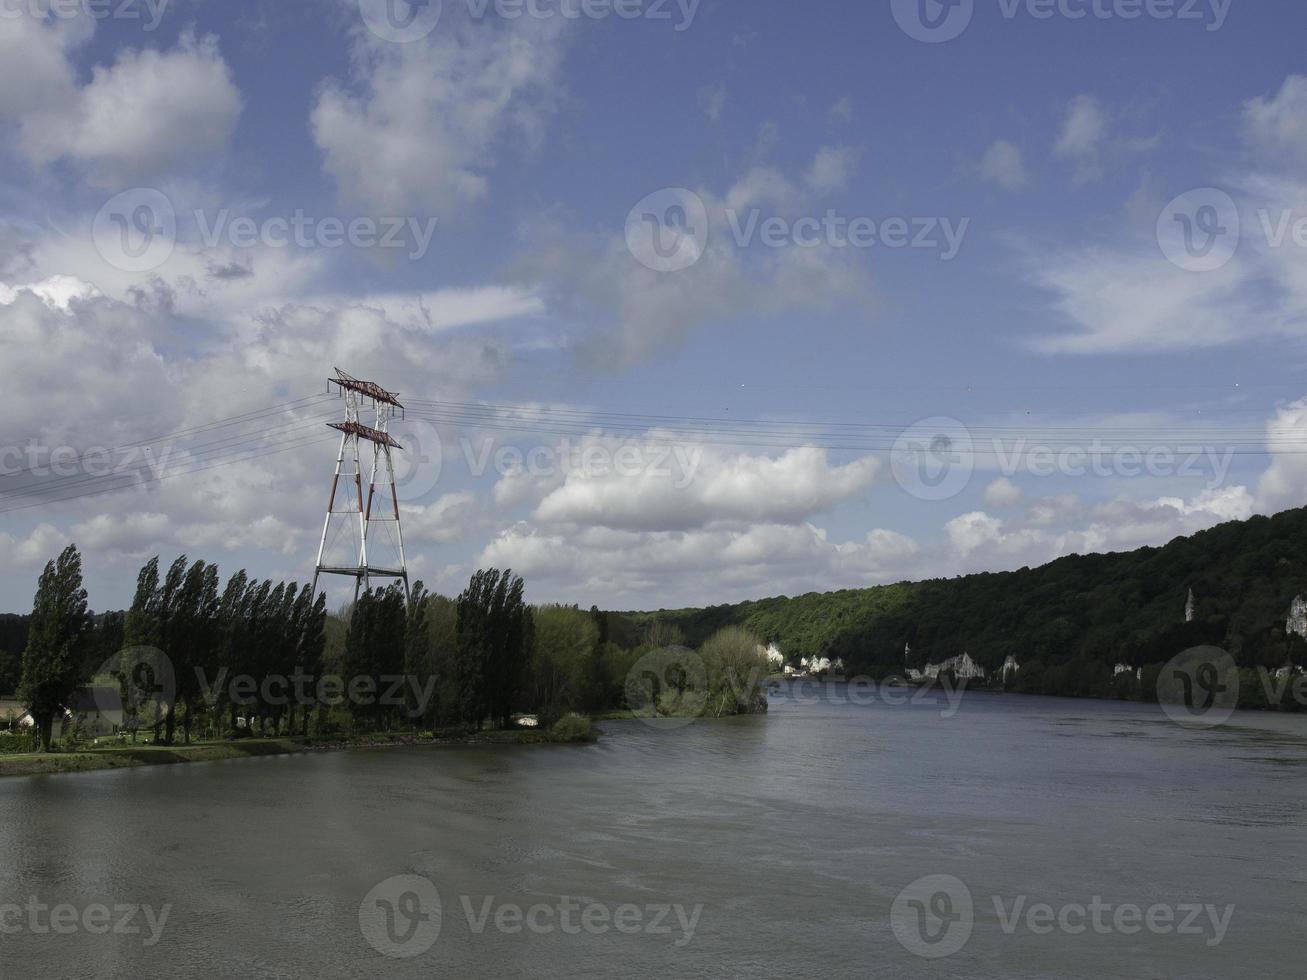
[312, 368, 410, 603]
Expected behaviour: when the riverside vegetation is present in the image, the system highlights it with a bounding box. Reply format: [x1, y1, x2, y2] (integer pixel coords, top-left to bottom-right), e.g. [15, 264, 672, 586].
[0, 547, 773, 771]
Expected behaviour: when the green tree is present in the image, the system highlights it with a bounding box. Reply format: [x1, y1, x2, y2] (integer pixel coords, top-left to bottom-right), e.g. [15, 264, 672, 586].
[455, 569, 533, 729]
[531, 605, 599, 724]
[19, 545, 92, 751]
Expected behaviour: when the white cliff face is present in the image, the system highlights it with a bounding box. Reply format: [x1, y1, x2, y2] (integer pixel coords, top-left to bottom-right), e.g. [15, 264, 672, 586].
[759, 643, 785, 667]
[1113, 663, 1133, 676]
[1001, 656, 1020, 679]
[1185, 589, 1196, 623]
[923, 653, 986, 680]
[1287, 596, 1307, 640]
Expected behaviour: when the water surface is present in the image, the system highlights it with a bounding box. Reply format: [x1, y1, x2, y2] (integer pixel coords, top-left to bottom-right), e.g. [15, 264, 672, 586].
[2, 687, 1304, 978]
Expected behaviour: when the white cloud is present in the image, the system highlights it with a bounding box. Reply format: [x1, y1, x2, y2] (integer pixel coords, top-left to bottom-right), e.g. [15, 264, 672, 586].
[805, 145, 858, 193]
[828, 96, 853, 125]
[529, 443, 880, 532]
[70, 512, 171, 556]
[404, 492, 480, 544]
[1244, 75, 1307, 168]
[312, 16, 567, 215]
[478, 520, 919, 607]
[18, 32, 242, 184]
[0, 525, 72, 570]
[982, 476, 1023, 508]
[1055, 94, 1108, 160]
[518, 155, 870, 369]
[1257, 397, 1307, 513]
[698, 83, 727, 123]
[1026, 243, 1257, 354]
[1052, 95, 1158, 184]
[0, 9, 86, 117]
[979, 140, 1027, 191]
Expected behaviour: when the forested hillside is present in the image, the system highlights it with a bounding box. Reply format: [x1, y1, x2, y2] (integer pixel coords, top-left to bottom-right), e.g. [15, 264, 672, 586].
[623, 507, 1307, 694]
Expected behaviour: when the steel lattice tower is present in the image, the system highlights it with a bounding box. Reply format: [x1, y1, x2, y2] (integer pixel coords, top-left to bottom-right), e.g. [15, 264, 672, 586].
[312, 368, 410, 604]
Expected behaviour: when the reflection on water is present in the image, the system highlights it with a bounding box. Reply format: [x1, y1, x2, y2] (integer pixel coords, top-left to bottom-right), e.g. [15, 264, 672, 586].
[1, 687, 1305, 978]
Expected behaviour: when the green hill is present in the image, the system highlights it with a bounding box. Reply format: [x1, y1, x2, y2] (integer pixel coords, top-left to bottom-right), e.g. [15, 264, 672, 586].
[622, 507, 1307, 697]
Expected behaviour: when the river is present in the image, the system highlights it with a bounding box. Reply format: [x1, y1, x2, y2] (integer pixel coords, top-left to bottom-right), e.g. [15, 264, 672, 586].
[1, 684, 1305, 978]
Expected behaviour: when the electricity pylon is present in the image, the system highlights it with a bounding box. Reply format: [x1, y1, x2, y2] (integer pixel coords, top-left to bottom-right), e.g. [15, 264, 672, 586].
[312, 368, 410, 604]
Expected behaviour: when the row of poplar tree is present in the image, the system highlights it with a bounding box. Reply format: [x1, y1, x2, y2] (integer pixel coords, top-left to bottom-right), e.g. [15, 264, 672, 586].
[17, 545, 537, 751]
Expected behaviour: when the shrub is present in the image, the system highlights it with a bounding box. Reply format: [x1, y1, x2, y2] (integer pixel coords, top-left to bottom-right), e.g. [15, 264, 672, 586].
[548, 713, 595, 743]
[0, 730, 34, 754]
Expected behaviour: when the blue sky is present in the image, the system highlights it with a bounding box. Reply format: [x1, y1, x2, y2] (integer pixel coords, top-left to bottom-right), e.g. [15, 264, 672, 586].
[2, 0, 1306, 612]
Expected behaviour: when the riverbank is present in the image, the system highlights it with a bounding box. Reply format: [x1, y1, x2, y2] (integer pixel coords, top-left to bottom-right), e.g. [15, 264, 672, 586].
[0, 721, 598, 779]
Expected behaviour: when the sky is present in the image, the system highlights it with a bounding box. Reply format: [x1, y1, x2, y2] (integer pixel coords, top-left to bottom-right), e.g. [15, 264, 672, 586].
[2, 0, 1307, 613]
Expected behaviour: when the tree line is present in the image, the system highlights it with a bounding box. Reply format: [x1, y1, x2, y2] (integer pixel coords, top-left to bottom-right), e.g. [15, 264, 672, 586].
[11, 547, 773, 752]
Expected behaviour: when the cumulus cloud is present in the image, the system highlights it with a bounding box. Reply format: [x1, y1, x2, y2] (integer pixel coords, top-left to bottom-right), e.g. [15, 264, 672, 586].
[0, 9, 86, 117]
[17, 31, 242, 184]
[0, 525, 71, 570]
[1256, 397, 1307, 513]
[1244, 75, 1307, 169]
[529, 443, 880, 532]
[982, 477, 1023, 508]
[805, 145, 858, 193]
[477, 521, 920, 607]
[312, 15, 567, 215]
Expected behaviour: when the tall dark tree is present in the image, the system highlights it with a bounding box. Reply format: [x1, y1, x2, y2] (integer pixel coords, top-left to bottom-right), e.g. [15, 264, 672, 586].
[455, 569, 533, 729]
[404, 583, 431, 722]
[19, 545, 92, 752]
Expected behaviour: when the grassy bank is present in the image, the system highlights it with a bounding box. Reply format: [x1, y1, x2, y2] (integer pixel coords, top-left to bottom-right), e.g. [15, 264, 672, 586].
[0, 719, 598, 780]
